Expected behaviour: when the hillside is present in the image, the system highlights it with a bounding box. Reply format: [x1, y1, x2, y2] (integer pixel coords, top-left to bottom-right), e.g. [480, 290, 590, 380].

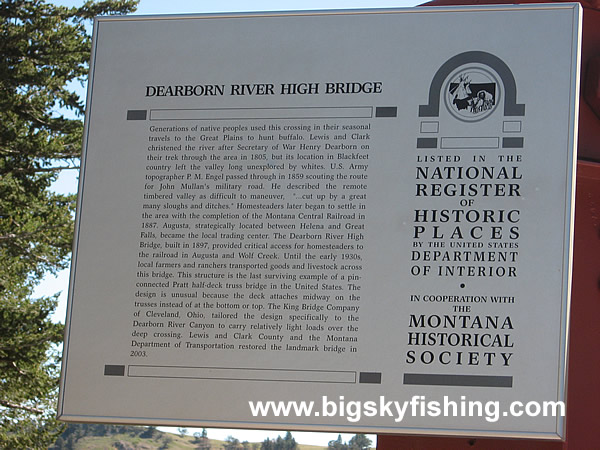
[48, 424, 359, 449]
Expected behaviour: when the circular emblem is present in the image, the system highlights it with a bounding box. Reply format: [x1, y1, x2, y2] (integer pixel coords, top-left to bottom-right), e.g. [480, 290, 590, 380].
[444, 66, 500, 122]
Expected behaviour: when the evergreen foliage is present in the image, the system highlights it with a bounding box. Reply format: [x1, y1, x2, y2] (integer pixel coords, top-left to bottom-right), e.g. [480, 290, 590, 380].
[327, 434, 372, 450]
[49, 423, 152, 449]
[0, 1, 137, 447]
[327, 435, 345, 450]
[261, 431, 297, 450]
[348, 434, 372, 450]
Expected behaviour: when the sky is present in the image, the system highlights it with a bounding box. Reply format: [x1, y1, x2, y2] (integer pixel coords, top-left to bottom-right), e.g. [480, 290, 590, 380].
[41, 0, 422, 446]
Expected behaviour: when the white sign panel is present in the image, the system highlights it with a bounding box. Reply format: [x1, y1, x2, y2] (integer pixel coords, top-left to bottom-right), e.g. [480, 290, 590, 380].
[59, 5, 581, 439]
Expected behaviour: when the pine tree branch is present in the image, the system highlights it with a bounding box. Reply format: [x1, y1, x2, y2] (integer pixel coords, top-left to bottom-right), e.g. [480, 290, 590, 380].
[0, 400, 44, 415]
[0, 224, 68, 243]
[11, 166, 80, 174]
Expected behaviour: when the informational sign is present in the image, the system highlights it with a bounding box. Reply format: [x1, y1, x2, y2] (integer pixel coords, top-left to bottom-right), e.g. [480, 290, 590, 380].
[58, 4, 581, 439]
